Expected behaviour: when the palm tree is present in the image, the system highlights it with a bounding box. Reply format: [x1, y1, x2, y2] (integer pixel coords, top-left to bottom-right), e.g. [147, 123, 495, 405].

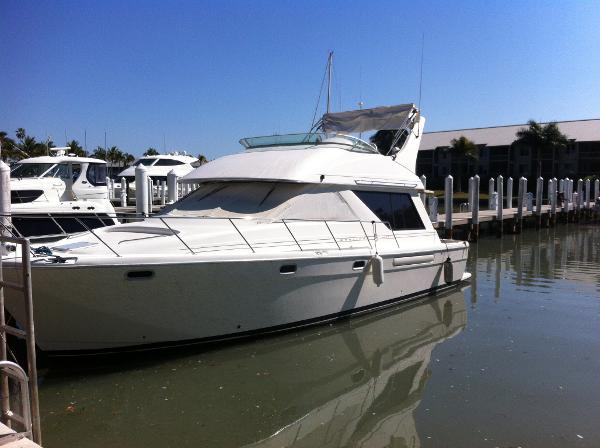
[67, 140, 87, 157]
[124, 153, 135, 167]
[144, 147, 159, 156]
[514, 120, 568, 178]
[0, 131, 18, 160]
[197, 154, 209, 165]
[449, 136, 479, 192]
[92, 146, 107, 160]
[15, 128, 26, 142]
[107, 146, 124, 166]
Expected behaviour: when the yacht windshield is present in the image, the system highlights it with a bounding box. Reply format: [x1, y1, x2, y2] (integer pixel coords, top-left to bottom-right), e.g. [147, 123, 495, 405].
[161, 182, 359, 221]
[133, 158, 156, 166]
[11, 163, 56, 178]
[239, 133, 377, 153]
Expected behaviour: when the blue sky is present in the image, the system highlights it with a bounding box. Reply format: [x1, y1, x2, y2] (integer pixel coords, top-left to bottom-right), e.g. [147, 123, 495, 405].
[1, 0, 599, 158]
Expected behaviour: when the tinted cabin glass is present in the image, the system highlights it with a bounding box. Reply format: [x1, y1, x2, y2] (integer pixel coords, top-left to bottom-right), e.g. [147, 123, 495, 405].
[86, 164, 107, 186]
[391, 193, 425, 230]
[11, 190, 44, 204]
[355, 191, 425, 231]
[154, 159, 184, 166]
[354, 191, 393, 227]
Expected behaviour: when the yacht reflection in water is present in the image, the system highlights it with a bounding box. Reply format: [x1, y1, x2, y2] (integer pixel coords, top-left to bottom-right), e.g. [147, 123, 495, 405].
[241, 289, 466, 448]
[41, 289, 466, 448]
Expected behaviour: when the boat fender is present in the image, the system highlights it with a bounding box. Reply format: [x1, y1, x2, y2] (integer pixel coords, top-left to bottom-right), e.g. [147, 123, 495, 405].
[371, 254, 384, 286]
[443, 257, 453, 284]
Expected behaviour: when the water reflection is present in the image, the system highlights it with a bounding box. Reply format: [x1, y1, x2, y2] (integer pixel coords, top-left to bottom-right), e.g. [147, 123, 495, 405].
[40, 289, 466, 448]
[468, 225, 600, 304]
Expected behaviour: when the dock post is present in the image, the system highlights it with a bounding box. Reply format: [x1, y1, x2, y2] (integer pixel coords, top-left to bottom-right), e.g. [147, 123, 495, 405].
[517, 177, 525, 233]
[585, 178, 591, 216]
[444, 175, 453, 239]
[535, 177, 543, 229]
[595, 179, 600, 204]
[506, 177, 513, 209]
[429, 196, 438, 225]
[488, 178, 495, 210]
[106, 176, 112, 200]
[526, 192, 533, 212]
[0, 161, 11, 241]
[576, 179, 583, 221]
[167, 170, 178, 204]
[161, 180, 167, 206]
[135, 164, 149, 216]
[548, 179, 555, 226]
[120, 177, 127, 208]
[147, 177, 154, 214]
[468, 176, 474, 212]
[420, 175, 427, 205]
[470, 175, 480, 241]
[496, 175, 504, 237]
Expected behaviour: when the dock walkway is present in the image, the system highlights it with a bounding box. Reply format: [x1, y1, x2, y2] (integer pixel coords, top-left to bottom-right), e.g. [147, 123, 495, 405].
[0, 423, 40, 448]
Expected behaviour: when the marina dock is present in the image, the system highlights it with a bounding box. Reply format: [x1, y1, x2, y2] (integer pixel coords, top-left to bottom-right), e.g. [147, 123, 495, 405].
[423, 174, 600, 240]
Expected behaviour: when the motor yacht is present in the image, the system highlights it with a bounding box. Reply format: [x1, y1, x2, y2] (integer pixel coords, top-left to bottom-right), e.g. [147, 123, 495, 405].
[117, 153, 197, 185]
[2, 104, 470, 352]
[6, 148, 117, 240]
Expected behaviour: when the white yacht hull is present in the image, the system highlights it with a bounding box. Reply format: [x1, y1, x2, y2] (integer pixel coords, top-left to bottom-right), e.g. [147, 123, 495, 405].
[2, 243, 468, 352]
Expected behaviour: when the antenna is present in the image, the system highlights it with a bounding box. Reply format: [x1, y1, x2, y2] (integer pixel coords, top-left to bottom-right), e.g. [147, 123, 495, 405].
[84, 130, 87, 152]
[326, 51, 333, 114]
[418, 33, 424, 111]
[104, 130, 107, 161]
[163, 134, 166, 153]
[64, 129, 68, 146]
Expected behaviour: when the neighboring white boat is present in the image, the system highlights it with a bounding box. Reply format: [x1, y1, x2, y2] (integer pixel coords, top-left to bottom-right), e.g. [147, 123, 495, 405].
[2, 104, 470, 352]
[117, 153, 197, 184]
[6, 148, 117, 239]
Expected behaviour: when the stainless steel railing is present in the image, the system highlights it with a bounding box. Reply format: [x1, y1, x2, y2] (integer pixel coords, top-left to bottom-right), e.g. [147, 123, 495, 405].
[0, 213, 405, 258]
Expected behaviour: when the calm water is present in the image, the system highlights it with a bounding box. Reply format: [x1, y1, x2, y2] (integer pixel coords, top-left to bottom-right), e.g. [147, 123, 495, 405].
[38, 225, 600, 447]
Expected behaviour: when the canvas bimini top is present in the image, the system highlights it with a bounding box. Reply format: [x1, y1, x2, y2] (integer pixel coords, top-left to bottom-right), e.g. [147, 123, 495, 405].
[320, 104, 417, 133]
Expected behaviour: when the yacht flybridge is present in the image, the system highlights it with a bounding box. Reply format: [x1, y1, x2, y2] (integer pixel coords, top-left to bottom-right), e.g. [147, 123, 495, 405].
[7, 148, 116, 239]
[2, 104, 470, 352]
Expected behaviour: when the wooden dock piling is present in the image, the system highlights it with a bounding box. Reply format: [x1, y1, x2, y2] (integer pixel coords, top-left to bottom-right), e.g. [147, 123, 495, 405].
[444, 175, 453, 239]
[517, 177, 525, 233]
[496, 175, 504, 237]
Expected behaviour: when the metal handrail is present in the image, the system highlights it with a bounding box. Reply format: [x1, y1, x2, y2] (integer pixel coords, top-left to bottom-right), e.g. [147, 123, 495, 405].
[0, 361, 32, 440]
[0, 237, 41, 444]
[0, 213, 410, 259]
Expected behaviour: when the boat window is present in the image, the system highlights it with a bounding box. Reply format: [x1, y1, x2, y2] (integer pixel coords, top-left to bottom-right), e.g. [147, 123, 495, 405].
[86, 164, 107, 186]
[133, 158, 156, 166]
[10, 190, 44, 204]
[154, 159, 184, 166]
[10, 163, 55, 178]
[354, 191, 425, 231]
[44, 163, 70, 180]
[71, 163, 82, 182]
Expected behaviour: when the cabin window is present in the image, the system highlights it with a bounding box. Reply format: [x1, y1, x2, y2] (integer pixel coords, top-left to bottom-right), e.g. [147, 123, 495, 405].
[71, 163, 82, 182]
[133, 158, 156, 166]
[86, 164, 107, 186]
[45, 163, 70, 180]
[154, 159, 184, 166]
[10, 190, 44, 204]
[354, 191, 425, 231]
[10, 163, 54, 178]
